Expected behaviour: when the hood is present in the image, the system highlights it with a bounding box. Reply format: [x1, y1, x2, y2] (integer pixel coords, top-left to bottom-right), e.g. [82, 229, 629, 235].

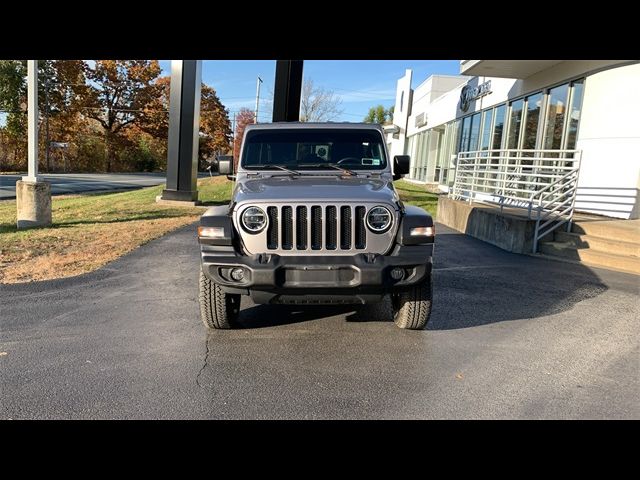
[233, 175, 400, 205]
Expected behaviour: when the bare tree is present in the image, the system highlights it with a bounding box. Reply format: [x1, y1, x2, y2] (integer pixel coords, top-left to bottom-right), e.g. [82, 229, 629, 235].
[299, 79, 344, 122]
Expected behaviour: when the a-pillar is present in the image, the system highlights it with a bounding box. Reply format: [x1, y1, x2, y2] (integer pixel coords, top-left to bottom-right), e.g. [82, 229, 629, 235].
[17, 60, 52, 229]
[158, 60, 202, 206]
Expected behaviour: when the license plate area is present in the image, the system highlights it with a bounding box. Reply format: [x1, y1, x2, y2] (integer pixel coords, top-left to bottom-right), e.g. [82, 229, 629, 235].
[283, 266, 358, 287]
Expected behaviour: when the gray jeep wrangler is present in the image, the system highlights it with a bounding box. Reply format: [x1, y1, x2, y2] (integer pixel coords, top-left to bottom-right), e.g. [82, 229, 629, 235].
[198, 123, 435, 330]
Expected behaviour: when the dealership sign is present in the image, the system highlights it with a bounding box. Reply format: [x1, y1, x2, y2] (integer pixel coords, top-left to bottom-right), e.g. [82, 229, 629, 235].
[459, 80, 492, 112]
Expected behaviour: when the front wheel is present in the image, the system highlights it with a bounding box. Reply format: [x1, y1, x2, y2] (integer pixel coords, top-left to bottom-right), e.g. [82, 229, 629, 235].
[199, 269, 241, 329]
[391, 276, 432, 330]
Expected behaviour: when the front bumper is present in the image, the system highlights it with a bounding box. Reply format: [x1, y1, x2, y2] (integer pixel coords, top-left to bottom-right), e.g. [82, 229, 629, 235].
[200, 244, 433, 299]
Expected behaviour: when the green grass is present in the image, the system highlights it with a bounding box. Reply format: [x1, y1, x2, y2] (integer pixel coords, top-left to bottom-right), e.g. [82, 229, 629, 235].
[0, 177, 232, 235]
[0, 176, 232, 283]
[0, 176, 436, 237]
[393, 179, 439, 216]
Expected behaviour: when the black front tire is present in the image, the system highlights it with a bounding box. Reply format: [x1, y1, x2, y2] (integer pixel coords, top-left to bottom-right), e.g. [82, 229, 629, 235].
[199, 269, 241, 329]
[391, 276, 432, 330]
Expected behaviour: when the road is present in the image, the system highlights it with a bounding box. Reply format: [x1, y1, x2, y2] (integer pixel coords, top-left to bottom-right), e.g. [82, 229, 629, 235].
[0, 173, 199, 200]
[1, 224, 638, 419]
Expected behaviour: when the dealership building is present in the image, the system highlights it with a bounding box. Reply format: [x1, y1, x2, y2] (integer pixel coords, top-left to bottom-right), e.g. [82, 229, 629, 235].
[387, 60, 640, 220]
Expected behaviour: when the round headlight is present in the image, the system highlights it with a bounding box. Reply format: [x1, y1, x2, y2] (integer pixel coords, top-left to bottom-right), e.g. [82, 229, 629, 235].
[366, 206, 393, 233]
[241, 206, 267, 233]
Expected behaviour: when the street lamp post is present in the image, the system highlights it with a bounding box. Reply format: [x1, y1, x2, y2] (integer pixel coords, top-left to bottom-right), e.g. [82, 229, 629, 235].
[255, 76, 263, 123]
[44, 65, 50, 172]
[16, 60, 52, 229]
[231, 112, 237, 161]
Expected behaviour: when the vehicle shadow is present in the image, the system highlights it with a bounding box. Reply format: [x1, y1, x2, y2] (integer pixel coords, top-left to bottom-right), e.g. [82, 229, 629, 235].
[233, 228, 611, 331]
[425, 229, 609, 330]
[237, 304, 356, 329]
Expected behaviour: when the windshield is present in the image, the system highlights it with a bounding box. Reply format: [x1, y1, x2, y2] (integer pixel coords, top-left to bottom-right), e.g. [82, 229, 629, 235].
[241, 129, 388, 171]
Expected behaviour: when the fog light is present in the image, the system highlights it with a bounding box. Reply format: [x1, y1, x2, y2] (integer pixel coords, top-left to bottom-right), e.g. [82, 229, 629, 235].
[230, 268, 245, 281]
[390, 267, 404, 280]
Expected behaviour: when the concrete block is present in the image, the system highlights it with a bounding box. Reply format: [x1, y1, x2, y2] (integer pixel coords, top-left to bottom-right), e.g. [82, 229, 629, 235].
[16, 180, 52, 229]
[436, 196, 536, 254]
[155, 195, 203, 207]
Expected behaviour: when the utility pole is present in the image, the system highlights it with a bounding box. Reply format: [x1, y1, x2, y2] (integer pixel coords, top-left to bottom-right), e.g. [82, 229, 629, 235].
[231, 112, 237, 161]
[255, 76, 263, 123]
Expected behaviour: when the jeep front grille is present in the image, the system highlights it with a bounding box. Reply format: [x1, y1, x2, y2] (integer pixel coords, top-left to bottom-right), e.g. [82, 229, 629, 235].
[237, 203, 397, 256]
[265, 204, 367, 252]
[267, 206, 278, 250]
[296, 206, 307, 250]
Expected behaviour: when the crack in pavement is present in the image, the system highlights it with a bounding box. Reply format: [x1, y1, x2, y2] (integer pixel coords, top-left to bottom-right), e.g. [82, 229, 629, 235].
[196, 334, 212, 389]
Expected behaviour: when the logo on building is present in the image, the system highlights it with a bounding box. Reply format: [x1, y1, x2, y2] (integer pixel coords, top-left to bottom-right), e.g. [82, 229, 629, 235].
[459, 80, 492, 112]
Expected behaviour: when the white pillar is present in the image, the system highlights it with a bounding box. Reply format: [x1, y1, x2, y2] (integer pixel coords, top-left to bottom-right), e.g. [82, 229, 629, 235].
[23, 60, 39, 182]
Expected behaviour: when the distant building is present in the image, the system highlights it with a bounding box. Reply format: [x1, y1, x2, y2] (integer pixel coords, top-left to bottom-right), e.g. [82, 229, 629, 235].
[387, 61, 640, 219]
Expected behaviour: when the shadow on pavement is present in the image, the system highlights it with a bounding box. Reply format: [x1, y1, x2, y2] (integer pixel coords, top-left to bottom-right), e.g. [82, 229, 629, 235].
[238, 304, 355, 329]
[425, 230, 609, 330]
[230, 229, 610, 331]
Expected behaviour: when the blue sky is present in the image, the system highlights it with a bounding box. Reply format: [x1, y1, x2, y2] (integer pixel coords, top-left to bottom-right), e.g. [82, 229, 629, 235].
[0, 60, 460, 127]
[159, 60, 461, 122]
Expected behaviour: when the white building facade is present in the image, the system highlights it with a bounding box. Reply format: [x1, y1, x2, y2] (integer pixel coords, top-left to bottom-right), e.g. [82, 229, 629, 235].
[388, 60, 640, 219]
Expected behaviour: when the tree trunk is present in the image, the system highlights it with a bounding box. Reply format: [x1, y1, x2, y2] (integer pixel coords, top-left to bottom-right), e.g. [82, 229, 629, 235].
[105, 131, 112, 173]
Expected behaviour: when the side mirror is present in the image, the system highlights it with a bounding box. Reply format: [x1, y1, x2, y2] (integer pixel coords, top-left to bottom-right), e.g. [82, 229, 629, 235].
[215, 155, 234, 176]
[393, 155, 410, 180]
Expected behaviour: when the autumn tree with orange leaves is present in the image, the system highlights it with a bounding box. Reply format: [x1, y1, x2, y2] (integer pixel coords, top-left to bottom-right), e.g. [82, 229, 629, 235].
[0, 60, 87, 171]
[1, 60, 233, 173]
[139, 76, 232, 170]
[84, 60, 162, 172]
[232, 107, 255, 170]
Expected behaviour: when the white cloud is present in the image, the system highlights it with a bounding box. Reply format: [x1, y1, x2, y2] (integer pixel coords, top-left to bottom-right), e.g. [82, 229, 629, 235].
[335, 87, 397, 103]
[221, 98, 256, 110]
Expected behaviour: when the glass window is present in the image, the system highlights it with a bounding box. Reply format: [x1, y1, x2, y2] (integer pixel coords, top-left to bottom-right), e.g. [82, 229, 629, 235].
[414, 132, 428, 182]
[543, 83, 569, 150]
[566, 80, 584, 150]
[480, 109, 493, 150]
[416, 133, 424, 180]
[468, 113, 481, 151]
[420, 132, 430, 181]
[426, 130, 440, 183]
[407, 136, 416, 178]
[241, 129, 387, 170]
[507, 99, 524, 149]
[522, 92, 542, 150]
[458, 116, 470, 152]
[492, 104, 506, 150]
[445, 120, 460, 186]
[414, 133, 422, 180]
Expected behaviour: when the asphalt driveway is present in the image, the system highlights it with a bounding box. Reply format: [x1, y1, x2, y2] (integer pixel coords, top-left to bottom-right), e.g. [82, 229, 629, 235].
[0, 224, 638, 419]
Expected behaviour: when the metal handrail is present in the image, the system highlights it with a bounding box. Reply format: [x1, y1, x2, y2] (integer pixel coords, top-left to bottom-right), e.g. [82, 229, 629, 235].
[450, 149, 582, 253]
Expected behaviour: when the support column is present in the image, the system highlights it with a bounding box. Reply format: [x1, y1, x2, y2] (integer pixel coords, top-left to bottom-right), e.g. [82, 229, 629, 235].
[272, 60, 303, 122]
[17, 60, 52, 229]
[159, 60, 202, 205]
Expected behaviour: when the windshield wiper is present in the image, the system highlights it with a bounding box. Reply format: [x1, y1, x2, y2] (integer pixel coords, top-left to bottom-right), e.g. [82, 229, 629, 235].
[247, 164, 301, 175]
[299, 163, 357, 176]
[327, 164, 357, 176]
